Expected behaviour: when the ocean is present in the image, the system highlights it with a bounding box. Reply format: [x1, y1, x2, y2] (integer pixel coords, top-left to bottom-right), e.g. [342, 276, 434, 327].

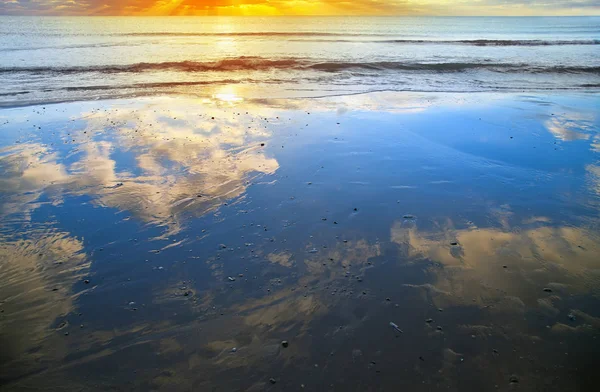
[2, 16, 600, 392]
[0, 16, 599, 106]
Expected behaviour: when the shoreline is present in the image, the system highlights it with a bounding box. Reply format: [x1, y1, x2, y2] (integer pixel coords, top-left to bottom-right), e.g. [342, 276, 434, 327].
[1, 88, 600, 110]
[1, 88, 599, 391]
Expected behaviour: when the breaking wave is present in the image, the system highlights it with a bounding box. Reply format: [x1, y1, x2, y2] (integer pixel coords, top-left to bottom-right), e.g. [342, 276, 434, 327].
[2, 57, 599, 75]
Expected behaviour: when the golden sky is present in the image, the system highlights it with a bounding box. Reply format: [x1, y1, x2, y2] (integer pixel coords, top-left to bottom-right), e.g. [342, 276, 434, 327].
[1, 0, 599, 16]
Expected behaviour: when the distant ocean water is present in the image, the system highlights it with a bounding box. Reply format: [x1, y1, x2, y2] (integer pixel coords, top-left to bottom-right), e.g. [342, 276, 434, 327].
[0, 16, 599, 106]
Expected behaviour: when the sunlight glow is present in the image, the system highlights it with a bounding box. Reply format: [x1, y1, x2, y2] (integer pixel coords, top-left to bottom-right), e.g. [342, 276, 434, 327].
[1, 0, 599, 16]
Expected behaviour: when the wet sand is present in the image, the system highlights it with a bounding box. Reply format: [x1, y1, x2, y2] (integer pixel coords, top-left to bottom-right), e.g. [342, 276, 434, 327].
[1, 92, 600, 391]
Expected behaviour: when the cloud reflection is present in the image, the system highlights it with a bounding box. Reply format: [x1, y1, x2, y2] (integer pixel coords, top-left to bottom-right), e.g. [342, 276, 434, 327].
[0, 228, 90, 380]
[0, 99, 280, 232]
[390, 216, 600, 313]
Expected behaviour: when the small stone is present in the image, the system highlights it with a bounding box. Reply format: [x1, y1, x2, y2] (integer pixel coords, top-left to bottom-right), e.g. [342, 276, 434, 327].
[543, 288, 552, 292]
[568, 313, 576, 321]
[385, 297, 391, 301]
[231, 347, 237, 353]
[64, 332, 69, 336]
[84, 280, 90, 284]
[450, 242, 458, 246]
[503, 265, 508, 268]
[281, 340, 289, 348]
[228, 277, 236, 282]
[269, 378, 276, 384]
[509, 375, 519, 384]
[425, 318, 433, 323]
[436, 326, 443, 331]
[260, 143, 265, 146]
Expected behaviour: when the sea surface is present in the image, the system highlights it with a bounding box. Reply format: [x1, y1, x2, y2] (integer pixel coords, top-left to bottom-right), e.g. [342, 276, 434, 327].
[1, 16, 600, 392]
[0, 16, 599, 106]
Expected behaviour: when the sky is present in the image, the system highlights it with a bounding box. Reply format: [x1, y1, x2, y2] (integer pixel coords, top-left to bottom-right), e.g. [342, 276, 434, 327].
[0, 0, 599, 16]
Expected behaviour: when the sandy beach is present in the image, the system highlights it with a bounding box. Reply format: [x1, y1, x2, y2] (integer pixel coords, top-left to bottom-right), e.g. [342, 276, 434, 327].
[1, 91, 599, 390]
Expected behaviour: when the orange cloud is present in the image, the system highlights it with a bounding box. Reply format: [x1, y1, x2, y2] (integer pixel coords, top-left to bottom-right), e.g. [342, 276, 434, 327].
[0, 0, 599, 15]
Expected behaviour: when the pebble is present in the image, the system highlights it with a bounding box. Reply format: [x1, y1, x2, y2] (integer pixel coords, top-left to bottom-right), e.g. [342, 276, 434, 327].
[281, 340, 289, 348]
[425, 318, 433, 323]
[543, 288, 553, 292]
[231, 347, 237, 353]
[228, 277, 236, 282]
[568, 313, 576, 321]
[269, 378, 277, 384]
